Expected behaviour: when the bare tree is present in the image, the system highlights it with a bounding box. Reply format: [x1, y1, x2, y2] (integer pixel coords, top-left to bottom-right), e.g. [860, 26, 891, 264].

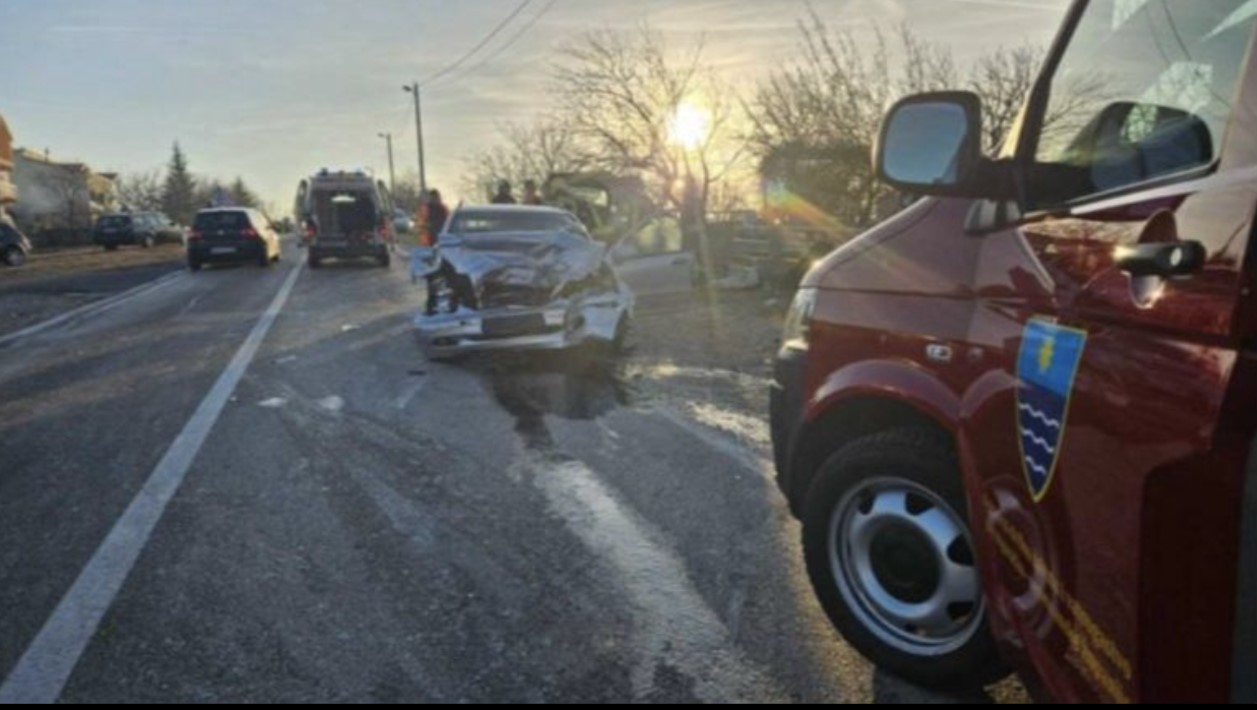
[47, 166, 91, 230]
[967, 44, 1042, 153]
[747, 9, 1059, 228]
[462, 117, 593, 201]
[551, 26, 749, 223]
[115, 170, 165, 212]
[746, 12, 910, 228]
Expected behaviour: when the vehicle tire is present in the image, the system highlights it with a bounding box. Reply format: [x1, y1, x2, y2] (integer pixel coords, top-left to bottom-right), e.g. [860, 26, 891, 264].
[378, 251, 391, 268]
[188, 259, 202, 272]
[309, 251, 323, 269]
[3, 246, 27, 267]
[258, 250, 273, 268]
[801, 428, 1006, 689]
[104, 245, 118, 252]
[141, 236, 155, 249]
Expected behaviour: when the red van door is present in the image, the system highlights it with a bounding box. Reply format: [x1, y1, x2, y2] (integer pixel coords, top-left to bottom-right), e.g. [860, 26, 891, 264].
[963, 2, 1257, 702]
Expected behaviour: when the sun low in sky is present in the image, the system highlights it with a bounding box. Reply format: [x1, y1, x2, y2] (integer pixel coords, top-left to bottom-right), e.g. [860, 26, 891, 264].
[0, 0, 1070, 207]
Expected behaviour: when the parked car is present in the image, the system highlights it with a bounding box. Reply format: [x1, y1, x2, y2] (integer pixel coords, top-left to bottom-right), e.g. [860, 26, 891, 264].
[92, 212, 183, 251]
[393, 208, 416, 235]
[186, 208, 281, 271]
[0, 218, 31, 267]
[294, 170, 395, 268]
[771, 0, 1257, 703]
[412, 205, 633, 359]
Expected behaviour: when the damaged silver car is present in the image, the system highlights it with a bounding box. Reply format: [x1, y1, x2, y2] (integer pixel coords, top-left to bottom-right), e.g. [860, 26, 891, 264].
[412, 206, 633, 359]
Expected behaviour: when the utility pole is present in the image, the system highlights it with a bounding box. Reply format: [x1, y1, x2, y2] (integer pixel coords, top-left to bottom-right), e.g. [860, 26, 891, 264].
[404, 83, 427, 197]
[377, 132, 396, 198]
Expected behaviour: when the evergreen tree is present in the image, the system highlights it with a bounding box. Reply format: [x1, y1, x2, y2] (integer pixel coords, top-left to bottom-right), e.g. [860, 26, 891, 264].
[229, 177, 260, 209]
[161, 142, 196, 224]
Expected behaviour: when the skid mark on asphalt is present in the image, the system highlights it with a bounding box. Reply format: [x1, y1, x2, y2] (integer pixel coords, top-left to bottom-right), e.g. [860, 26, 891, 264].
[654, 406, 775, 482]
[528, 454, 784, 703]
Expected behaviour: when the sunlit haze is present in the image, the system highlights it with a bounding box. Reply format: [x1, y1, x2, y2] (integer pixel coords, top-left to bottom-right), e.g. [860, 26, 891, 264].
[0, 0, 1070, 209]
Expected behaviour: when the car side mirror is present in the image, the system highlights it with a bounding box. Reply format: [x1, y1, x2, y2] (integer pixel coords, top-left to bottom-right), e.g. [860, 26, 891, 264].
[876, 91, 986, 197]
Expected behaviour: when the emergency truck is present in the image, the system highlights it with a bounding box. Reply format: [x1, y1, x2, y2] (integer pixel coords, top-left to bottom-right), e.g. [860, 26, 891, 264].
[771, 0, 1257, 702]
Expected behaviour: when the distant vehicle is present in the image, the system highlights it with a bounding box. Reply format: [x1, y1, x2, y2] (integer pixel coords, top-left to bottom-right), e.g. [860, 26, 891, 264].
[393, 208, 416, 235]
[412, 205, 633, 359]
[186, 208, 281, 271]
[294, 170, 395, 269]
[0, 217, 30, 267]
[92, 212, 183, 251]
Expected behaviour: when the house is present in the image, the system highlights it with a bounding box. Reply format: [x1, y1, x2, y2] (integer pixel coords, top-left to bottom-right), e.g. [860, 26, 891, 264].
[9, 148, 117, 231]
[0, 113, 14, 209]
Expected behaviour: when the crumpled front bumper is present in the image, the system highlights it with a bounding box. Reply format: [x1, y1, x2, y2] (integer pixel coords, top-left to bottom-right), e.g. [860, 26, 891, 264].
[414, 289, 631, 360]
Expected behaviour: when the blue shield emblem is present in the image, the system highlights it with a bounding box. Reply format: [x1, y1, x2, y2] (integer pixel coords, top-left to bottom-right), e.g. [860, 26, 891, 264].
[1017, 321, 1087, 501]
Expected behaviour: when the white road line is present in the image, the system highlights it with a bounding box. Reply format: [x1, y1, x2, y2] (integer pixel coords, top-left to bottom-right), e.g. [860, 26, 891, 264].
[0, 259, 305, 704]
[532, 457, 782, 703]
[0, 269, 185, 349]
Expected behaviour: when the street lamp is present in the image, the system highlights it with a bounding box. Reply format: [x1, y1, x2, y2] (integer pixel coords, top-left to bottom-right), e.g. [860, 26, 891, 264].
[377, 132, 396, 198]
[403, 83, 427, 197]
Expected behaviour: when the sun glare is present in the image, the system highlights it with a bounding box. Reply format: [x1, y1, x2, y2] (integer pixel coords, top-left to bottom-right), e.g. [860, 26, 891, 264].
[668, 101, 711, 151]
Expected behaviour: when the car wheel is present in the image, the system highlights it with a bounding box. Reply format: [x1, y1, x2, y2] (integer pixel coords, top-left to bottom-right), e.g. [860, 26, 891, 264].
[104, 245, 118, 252]
[188, 259, 202, 272]
[4, 246, 27, 267]
[309, 252, 322, 269]
[141, 236, 155, 249]
[801, 428, 1006, 689]
[378, 251, 392, 268]
[258, 250, 273, 268]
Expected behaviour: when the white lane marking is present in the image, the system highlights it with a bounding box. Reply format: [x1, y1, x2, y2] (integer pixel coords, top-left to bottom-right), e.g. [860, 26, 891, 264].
[531, 457, 782, 703]
[318, 396, 345, 413]
[0, 259, 305, 704]
[259, 398, 288, 409]
[393, 379, 428, 411]
[0, 270, 184, 349]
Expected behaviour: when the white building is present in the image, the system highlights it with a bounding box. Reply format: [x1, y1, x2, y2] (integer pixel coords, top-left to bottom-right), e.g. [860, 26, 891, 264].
[0, 113, 14, 209]
[10, 148, 117, 230]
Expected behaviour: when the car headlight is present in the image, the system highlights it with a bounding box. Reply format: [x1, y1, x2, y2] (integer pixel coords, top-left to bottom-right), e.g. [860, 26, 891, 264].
[783, 288, 817, 351]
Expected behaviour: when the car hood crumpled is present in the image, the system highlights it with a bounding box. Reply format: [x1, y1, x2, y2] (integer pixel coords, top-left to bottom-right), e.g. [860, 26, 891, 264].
[437, 231, 608, 300]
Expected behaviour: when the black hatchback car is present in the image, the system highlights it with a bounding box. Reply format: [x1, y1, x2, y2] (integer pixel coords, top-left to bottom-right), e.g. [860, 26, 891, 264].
[187, 208, 281, 270]
[0, 218, 31, 267]
[93, 212, 183, 251]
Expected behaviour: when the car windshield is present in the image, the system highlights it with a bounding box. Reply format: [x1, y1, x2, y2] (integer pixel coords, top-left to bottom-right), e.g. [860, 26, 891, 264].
[448, 211, 585, 236]
[193, 212, 250, 230]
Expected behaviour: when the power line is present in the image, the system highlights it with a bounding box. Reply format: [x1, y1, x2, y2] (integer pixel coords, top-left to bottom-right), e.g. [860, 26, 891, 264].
[450, 0, 560, 83]
[421, 0, 534, 87]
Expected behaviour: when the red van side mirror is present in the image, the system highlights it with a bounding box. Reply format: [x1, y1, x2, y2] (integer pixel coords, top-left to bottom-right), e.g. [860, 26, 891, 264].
[875, 91, 987, 198]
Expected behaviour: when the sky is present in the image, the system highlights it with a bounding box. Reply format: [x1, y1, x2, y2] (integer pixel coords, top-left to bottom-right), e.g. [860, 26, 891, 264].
[0, 0, 1072, 210]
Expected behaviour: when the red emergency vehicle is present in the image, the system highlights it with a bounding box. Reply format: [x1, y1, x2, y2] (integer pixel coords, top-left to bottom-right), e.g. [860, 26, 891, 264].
[771, 1, 1257, 702]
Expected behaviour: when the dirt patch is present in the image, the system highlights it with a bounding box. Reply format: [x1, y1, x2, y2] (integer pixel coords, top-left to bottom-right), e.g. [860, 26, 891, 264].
[0, 244, 184, 287]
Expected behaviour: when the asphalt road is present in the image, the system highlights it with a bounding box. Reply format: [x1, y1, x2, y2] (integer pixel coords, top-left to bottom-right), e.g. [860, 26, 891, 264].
[0, 239, 1024, 703]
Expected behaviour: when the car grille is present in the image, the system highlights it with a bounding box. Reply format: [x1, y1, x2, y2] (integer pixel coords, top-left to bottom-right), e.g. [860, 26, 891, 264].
[481, 314, 551, 338]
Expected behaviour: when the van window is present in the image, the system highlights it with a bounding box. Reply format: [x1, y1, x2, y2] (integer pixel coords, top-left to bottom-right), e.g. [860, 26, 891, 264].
[1033, 0, 1257, 206]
